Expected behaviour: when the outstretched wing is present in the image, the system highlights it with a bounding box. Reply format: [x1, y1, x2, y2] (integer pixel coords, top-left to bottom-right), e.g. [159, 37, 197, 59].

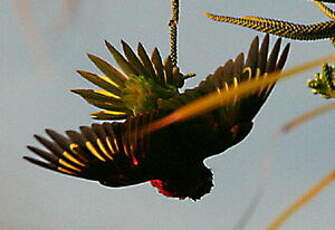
[24, 114, 155, 187]
[72, 41, 191, 120]
[158, 35, 290, 152]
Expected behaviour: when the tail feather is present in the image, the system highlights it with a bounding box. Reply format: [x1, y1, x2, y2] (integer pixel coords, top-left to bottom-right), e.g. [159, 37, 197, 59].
[74, 41, 190, 120]
[87, 53, 128, 87]
[121, 40, 148, 76]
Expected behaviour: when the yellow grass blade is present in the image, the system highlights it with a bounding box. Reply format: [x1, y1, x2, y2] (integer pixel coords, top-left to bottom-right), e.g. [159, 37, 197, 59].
[147, 55, 335, 133]
[281, 102, 335, 133]
[265, 170, 335, 230]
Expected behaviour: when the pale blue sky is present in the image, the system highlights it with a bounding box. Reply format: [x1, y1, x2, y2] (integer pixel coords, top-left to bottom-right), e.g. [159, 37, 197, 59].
[1, 1, 334, 229]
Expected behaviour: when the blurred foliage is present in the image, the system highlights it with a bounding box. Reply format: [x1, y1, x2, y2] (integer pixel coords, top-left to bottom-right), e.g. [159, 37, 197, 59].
[308, 63, 335, 98]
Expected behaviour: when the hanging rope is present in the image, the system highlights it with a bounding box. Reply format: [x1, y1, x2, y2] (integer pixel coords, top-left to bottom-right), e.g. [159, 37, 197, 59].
[169, 0, 179, 67]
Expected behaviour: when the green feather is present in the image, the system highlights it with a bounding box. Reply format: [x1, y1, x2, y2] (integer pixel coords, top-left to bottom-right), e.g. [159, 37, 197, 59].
[121, 75, 178, 114]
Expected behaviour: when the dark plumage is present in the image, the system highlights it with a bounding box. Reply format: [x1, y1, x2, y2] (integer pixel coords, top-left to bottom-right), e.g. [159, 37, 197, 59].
[24, 35, 290, 200]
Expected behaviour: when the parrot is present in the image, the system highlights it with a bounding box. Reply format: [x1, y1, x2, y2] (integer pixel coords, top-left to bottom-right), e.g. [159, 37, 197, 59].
[24, 35, 290, 200]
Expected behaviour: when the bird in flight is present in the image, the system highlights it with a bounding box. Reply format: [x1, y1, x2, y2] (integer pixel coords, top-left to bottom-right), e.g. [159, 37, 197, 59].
[24, 35, 290, 200]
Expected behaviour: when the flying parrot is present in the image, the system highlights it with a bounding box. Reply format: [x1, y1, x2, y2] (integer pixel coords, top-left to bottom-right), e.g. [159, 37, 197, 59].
[24, 35, 290, 200]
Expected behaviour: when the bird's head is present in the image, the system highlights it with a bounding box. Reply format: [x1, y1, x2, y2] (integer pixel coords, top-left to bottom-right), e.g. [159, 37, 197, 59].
[150, 164, 213, 201]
